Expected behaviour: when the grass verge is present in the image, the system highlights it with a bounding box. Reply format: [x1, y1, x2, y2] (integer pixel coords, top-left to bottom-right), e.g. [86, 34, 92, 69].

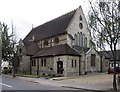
[16, 74, 39, 78]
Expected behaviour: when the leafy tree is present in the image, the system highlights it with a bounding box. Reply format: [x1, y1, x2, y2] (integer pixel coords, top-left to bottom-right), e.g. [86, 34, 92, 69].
[1, 22, 17, 77]
[1, 22, 13, 62]
[88, 1, 120, 90]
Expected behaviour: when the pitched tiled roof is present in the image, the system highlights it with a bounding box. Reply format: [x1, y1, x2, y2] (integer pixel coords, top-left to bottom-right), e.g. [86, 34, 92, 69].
[23, 10, 76, 43]
[73, 45, 90, 54]
[22, 10, 76, 56]
[100, 50, 120, 61]
[33, 44, 80, 58]
[24, 42, 39, 56]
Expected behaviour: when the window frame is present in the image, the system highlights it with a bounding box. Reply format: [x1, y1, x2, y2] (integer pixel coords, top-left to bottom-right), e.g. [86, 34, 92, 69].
[71, 60, 74, 67]
[79, 23, 83, 29]
[75, 60, 77, 68]
[91, 54, 96, 66]
[54, 37, 59, 44]
[44, 40, 49, 46]
[79, 15, 82, 20]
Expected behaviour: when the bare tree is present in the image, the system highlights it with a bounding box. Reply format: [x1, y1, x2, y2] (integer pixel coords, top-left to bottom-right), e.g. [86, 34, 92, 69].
[11, 21, 18, 77]
[88, 1, 120, 90]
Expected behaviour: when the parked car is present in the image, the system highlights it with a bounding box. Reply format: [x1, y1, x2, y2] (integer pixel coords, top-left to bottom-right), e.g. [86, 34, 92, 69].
[108, 67, 120, 74]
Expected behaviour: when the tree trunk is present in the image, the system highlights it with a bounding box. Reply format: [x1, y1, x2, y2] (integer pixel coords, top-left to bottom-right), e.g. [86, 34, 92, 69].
[113, 74, 117, 90]
[12, 55, 16, 77]
[12, 66, 15, 77]
[113, 44, 117, 91]
[100, 55, 103, 73]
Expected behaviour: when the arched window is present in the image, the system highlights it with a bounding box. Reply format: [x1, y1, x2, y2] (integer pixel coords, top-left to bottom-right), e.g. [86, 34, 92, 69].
[79, 15, 82, 20]
[83, 34, 85, 47]
[79, 23, 83, 29]
[79, 33, 81, 46]
[80, 32, 83, 46]
[74, 34, 78, 45]
[54, 37, 59, 44]
[85, 37, 87, 47]
[91, 54, 96, 66]
[78, 33, 80, 46]
[44, 40, 48, 46]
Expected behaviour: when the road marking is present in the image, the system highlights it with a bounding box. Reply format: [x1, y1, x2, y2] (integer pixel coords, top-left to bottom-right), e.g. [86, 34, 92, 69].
[0, 83, 12, 88]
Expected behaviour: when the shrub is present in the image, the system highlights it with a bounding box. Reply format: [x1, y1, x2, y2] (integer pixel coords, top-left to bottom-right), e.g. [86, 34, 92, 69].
[48, 74, 51, 76]
[51, 74, 56, 77]
[2, 68, 11, 74]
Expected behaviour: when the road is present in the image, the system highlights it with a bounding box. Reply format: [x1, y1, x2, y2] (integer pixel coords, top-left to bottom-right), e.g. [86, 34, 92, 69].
[1, 75, 77, 90]
[1, 75, 102, 92]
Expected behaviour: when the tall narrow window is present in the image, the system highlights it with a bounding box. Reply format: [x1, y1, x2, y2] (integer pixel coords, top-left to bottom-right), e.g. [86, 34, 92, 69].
[79, 32, 81, 46]
[78, 33, 80, 46]
[41, 58, 47, 67]
[32, 60, 34, 66]
[75, 60, 77, 68]
[19, 48, 22, 55]
[79, 33, 80, 46]
[91, 54, 96, 66]
[80, 32, 83, 47]
[32, 59, 36, 67]
[79, 15, 82, 20]
[85, 37, 87, 47]
[74, 34, 78, 45]
[41, 59, 44, 67]
[34, 59, 36, 66]
[83, 34, 85, 47]
[44, 59, 46, 67]
[71, 60, 74, 67]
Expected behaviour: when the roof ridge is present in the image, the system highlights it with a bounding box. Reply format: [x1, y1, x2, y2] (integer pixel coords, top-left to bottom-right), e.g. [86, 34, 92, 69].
[23, 7, 77, 49]
[34, 9, 77, 29]
[57, 9, 76, 19]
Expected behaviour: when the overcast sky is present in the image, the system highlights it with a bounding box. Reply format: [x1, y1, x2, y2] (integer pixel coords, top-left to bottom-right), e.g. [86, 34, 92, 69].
[0, 0, 90, 40]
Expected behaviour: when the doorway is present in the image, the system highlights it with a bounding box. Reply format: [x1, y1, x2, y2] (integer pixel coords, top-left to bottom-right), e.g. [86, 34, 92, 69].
[57, 61, 63, 74]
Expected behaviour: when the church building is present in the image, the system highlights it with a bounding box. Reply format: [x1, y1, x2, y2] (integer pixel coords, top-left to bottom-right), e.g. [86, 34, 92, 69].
[17, 6, 107, 76]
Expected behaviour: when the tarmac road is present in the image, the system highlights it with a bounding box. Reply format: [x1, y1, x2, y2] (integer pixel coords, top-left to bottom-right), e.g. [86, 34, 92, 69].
[1, 75, 104, 92]
[2, 75, 78, 90]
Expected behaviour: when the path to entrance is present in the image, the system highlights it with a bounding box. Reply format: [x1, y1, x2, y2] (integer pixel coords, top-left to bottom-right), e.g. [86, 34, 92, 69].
[51, 73, 114, 91]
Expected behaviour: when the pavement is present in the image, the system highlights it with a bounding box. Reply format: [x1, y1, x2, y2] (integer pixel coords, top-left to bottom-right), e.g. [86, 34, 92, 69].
[3, 73, 120, 92]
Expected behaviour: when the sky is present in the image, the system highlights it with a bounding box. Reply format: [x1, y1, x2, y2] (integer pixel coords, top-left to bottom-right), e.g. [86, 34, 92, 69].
[0, 0, 90, 40]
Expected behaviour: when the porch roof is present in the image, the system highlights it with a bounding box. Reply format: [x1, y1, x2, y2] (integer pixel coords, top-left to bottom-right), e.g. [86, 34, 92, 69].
[33, 44, 80, 58]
